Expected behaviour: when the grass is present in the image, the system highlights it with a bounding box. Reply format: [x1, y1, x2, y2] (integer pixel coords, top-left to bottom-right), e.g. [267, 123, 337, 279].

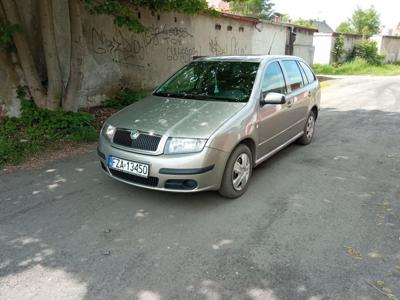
[101, 88, 148, 109]
[0, 88, 148, 168]
[313, 58, 400, 76]
[0, 90, 97, 168]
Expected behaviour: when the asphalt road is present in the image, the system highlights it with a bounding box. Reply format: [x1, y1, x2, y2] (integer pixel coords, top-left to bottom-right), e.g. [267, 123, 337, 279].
[1, 76, 400, 300]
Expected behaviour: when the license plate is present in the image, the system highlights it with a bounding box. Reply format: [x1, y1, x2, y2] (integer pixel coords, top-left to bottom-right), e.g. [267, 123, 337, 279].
[108, 156, 149, 178]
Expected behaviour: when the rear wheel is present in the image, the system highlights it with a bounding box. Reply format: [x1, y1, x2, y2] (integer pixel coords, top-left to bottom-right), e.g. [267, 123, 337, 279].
[219, 144, 252, 199]
[297, 110, 316, 145]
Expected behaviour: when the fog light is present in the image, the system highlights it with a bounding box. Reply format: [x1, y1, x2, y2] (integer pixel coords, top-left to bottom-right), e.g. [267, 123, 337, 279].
[183, 180, 197, 189]
[165, 179, 198, 190]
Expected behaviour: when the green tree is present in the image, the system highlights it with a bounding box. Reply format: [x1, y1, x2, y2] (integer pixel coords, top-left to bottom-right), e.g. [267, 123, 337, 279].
[335, 6, 380, 38]
[229, 0, 275, 20]
[293, 18, 316, 29]
[0, 0, 208, 111]
[281, 13, 291, 23]
[351, 6, 380, 38]
[336, 21, 353, 34]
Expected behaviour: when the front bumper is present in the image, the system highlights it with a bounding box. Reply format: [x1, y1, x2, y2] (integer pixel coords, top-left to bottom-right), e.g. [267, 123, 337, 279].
[97, 135, 229, 192]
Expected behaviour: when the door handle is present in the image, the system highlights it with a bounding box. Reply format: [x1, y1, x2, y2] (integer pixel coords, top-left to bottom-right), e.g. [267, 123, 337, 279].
[307, 91, 312, 97]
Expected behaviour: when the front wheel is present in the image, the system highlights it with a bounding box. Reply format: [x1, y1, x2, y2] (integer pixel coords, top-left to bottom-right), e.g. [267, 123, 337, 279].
[219, 144, 252, 199]
[297, 110, 316, 145]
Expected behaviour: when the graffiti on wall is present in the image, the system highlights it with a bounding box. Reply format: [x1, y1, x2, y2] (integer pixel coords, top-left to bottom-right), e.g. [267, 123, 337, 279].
[88, 20, 249, 68]
[89, 24, 198, 67]
[209, 36, 247, 56]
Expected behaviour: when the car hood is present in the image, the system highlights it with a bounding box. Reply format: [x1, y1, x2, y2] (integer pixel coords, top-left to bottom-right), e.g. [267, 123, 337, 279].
[108, 95, 246, 138]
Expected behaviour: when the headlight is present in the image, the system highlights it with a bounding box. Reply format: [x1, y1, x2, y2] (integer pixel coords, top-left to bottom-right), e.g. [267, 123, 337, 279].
[164, 138, 207, 154]
[102, 124, 116, 141]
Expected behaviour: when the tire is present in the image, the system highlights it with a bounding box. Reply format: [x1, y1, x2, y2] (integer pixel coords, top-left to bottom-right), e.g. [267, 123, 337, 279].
[297, 110, 316, 145]
[219, 144, 252, 199]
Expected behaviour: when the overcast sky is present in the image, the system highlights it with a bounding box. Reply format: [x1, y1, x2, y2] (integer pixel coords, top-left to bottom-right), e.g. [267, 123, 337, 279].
[274, 0, 399, 30]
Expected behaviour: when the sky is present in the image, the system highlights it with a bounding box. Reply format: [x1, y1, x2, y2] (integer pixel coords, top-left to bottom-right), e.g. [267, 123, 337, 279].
[273, 0, 400, 31]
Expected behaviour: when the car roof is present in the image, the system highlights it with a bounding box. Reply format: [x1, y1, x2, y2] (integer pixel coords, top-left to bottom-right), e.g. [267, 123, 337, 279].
[194, 55, 303, 63]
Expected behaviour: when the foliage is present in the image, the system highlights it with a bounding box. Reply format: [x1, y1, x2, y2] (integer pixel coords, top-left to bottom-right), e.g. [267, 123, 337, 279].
[101, 88, 148, 109]
[335, 6, 380, 38]
[84, 0, 208, 32]
[0, 88, 97, 167]
[336, 21, 353, 34]
[313, 58, 400, 76]
[229, 0, 275, 20]
[332, 35, 345, 63]
[351, 6, 380, 38]
[84, 0, 145, 32]
[281, 13, 291, 23]
[293, 18, 316, 29]
[347, 40, 384, 65]
[0, 22, 19, 49]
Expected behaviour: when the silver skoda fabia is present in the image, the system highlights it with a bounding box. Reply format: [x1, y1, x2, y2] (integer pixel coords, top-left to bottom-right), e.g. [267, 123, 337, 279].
[98, 55, 320, 198]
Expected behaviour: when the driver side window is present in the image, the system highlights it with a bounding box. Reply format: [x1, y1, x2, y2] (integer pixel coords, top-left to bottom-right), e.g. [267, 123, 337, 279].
[262, 62, 287, 94]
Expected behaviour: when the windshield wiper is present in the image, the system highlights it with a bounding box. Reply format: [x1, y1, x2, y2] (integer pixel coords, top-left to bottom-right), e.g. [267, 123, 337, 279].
[195, 95, 248, 102]
[154, 92, 246, 102]
[153, 92, 201, 99]
[153, 91, 182, 98]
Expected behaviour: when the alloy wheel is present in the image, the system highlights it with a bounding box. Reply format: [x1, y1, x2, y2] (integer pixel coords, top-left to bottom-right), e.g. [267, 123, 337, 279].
[306, 115, 315, 140]
[232, 153, 251, 191]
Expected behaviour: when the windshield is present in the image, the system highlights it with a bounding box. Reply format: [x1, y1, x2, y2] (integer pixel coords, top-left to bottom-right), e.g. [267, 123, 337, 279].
[154, 61, 260, 103]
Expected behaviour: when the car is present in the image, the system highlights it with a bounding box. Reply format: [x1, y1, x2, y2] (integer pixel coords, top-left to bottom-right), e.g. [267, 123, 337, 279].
[98, 55, 320, 198]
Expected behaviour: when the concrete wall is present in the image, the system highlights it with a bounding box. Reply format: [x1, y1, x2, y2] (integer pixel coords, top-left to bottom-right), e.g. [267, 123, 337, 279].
[342, 34, 363, 59]
[372, 35, 400, 63]
[81, 11, 292, 104]
[313, 32, 362, 64]
[293, 27, 316, 64]
[249, 22, 288, 56]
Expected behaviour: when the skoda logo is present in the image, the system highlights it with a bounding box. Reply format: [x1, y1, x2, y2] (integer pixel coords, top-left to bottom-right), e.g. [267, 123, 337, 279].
[130, 129, 140, 140]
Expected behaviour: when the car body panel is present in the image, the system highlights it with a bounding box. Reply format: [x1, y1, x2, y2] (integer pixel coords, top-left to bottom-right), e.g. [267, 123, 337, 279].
[106, 95, 246, 139]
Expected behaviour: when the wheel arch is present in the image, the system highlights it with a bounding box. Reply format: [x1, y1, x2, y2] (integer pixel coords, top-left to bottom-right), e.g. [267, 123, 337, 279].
[236, 137, 257, 165]
[311, 105, 319, 120]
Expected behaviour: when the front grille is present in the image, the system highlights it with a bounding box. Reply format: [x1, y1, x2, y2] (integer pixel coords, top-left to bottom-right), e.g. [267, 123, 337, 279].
[109, 169, 159, 187]
[113, 129, 161, 152]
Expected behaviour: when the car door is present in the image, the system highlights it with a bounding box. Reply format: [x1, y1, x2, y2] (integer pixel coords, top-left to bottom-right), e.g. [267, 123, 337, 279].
[257, 61, 293, 158]
[280, 60, 309, 137]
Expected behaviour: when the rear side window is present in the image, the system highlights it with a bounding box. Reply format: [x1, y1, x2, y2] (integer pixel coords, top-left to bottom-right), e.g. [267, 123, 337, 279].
[262, 62, 286, 94]
[299, 61, 316, 83]
[297, 61, 309, 85]
[282, 60, 304, 92]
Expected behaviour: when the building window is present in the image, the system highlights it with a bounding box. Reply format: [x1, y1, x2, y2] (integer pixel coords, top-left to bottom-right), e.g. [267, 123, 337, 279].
[239, 27, 244, 32]
[174, 17, 177, 23]
[138, 12, 141, 19]
[227, 25, 233, 31]
[215, 24, 221, 30]
[157, 14, 160, 21]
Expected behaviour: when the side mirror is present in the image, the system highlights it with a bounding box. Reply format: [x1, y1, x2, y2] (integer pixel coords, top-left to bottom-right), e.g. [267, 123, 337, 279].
[261, 92, 286, 105]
